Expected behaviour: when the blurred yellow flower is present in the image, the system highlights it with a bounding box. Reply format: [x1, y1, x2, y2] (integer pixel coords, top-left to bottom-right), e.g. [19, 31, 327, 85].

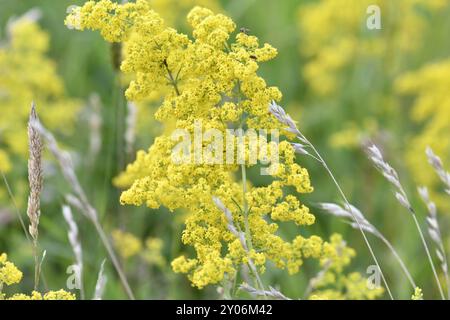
[0, 13, 79, 205]
[308, 234, 384, 300]
[329, 119, 378, 149]
[142, 237, 166, 267]
[0, 150, 11, 173]
[411, 287, 423, 300]
[112, 229, 143, 259]
[297, 0, 444, 97]
[396, 59, 450, 208]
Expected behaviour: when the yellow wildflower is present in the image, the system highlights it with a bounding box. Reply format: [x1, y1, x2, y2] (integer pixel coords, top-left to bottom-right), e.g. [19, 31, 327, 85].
[0, 14, 79, 205]
[112, 229, 143, 259]
[396, 59, 450, 209]
[0, 150, 11, 173]
[172, 256, 198, 274]
[0, 254, 74, 300]
[66, 2, 360, 291]
[0, 253, 23, 286]
[142, 237, 166, 267]
[297, 0, 450, 158]
[309, 294, 329, 300]
[8, 290, 75, 300]
[297, 0, 444, 97]
[0, 262, 23, 286]
[8, 292, 42, 300]
[412, 287, 423, 300]
[43, 290, 76, 300]
[309, 234, 384, 300]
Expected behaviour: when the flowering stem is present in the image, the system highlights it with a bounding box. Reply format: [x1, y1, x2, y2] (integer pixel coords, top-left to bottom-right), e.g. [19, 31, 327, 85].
[101, 71, 125, 227]
[410, 212, 445, 300]
[240, 164, 266, 297]
[241, 164, 252, 250]
[445, 268, 450, 300]
[33, 120, 135, 300]
[33, 241, 39, 291]
[303, 259, 332, 298]
[297, 132, 394, 300]
[378, 234, 416, 289]
[93, 218, 136, 300]
[0, 171, 30, 243]
[367, 145, 445, 299]
[440, 243, 450, 299]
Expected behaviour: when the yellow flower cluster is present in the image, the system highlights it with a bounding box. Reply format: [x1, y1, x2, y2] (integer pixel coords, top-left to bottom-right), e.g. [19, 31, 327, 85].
[66, 1, 361, 291]
[308, 234, 384, 300]
[411, 287, 423, 300]
[0, 253, 75, 300]
[8, 290, 76, 300]
[112, 229, 143, 259]
[134, 1, 223, 144]
[67, 1, 221, 149]
[0, 15, 79, 203]
[0, 150, 11, 173]
[112, 229, 165, 266]
[396, 59, 450, 207]
[328, 119, 378, 150]
[0, 253, 23, 286]
[142, 237, 166, 267]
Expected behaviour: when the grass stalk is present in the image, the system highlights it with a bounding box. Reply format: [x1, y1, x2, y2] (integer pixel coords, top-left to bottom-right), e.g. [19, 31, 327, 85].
[27, 103, 43, 291]
[366, 144, 445, 300]
[30, 118, 135, 300]
[319, 202, 417, 290]
[240, 164, 266, 295]
[418, 186, 450, 299]
[412, 213, 445, 300]
[304, 138, 393, 299]
[0, 171, 30, 242]
[269, 102, 394, 299]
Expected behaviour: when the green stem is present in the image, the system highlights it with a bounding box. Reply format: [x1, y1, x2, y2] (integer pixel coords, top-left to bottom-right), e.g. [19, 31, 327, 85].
[164, 60, 180, 96]
[93, 218, 136, 300]
[115, 73, 126, 173]
[241, 164, 252, 251]
[240, 164, 266, 298]
[33, 240, 39, 291]
[1, 171, 31, 243]
[378, 235, 416, 290]
[297, 132, 394, 300]
[411, 213, 445, 300]
[440, 242, 450, 299]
